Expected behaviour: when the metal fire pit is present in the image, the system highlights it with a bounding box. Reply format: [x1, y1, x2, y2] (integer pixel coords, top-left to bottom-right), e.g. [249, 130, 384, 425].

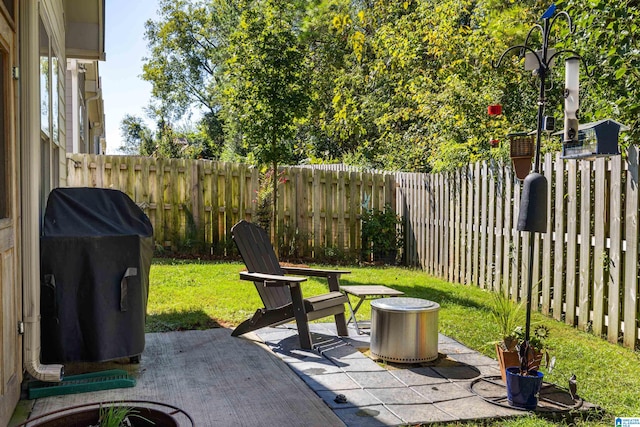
[370, 297, 440, 363]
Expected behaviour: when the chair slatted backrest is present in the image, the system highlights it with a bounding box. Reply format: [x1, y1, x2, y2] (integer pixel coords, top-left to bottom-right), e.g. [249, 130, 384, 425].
[231, 220, 292, 310]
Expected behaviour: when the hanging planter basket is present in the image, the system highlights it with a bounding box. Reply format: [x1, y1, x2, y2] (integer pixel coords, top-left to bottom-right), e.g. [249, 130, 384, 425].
[508, 132, 535, 180]
[488, 104, 503, 116]
[508, 132, 535, 158]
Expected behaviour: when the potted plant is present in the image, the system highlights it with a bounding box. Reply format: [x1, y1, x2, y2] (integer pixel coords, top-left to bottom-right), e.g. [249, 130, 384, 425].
[489, 292, 553, 410]
[505, 339, 546, 410]
[490, 292, 525, 382]
[489, 292, 550, 383]
[361, 203, 403, 264]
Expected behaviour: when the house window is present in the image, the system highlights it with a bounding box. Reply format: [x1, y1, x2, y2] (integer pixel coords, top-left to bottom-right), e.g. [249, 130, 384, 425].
[78, 96, 86, 151]
[39, 18, 49, 137]
[39, 14, 61, 209]
[52, 56, 59, 145]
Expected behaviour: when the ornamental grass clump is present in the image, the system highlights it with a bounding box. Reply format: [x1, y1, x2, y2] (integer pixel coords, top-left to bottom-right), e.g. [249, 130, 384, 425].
[489, 291, 525, 351]
[91, 404, 153, 427]
[489, 292, 554, 379]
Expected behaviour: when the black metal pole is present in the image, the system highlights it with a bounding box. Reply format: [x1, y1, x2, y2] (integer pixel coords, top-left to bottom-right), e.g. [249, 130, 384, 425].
[524, 16, 550, 343]
[494, 5, 581, 344]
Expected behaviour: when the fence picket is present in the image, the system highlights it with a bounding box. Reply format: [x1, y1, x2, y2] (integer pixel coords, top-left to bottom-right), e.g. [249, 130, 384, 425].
[502, 167, 513, 295]
[466, 166, 474, 284]
[487, 164, 496, 291]
[593, 157, 607, 335]
[349, 171, 359, 255]
[553, 154, 565, 320]
[623, 147, 639, 348]
[542, 153, 553, 315]
[453, 170, 462, 283]
[565, 159, 578, 325]
[578, 160, 591, 330]
[608, 155, 622, 343]
[460, 169, 468, 283]
[480, 163, 488, 289]
[494, 164, 504, 292]
[511, 175, 521, 301]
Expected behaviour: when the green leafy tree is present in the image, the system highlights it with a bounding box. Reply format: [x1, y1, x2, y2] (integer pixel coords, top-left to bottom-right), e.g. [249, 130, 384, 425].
[558, 0, 640, 144]
[136, 0, 635, 172]
[118, 114, 155, 155]
[222, 0, 311, 226]
[142, 0, 239, 151]
[118, 113, 217, 159]
[301, 0, 550, 172]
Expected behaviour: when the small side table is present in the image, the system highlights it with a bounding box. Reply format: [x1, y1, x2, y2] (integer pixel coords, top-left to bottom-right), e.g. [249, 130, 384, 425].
[340, 285, 404, 334]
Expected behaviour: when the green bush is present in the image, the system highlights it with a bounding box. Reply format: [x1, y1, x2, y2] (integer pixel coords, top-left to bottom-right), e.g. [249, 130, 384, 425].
[361, 203, 403, 263]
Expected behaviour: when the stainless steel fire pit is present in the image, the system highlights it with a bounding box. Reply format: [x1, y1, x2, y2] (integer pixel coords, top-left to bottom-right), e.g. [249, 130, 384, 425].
[370, 297, 440, 363]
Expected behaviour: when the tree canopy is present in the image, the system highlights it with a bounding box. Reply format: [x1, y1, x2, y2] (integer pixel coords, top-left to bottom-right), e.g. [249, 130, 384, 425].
[132, 0, 638, 171]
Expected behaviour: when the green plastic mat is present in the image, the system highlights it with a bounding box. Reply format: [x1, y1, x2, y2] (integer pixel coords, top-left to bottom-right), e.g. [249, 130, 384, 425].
[28, 369, 136, 399]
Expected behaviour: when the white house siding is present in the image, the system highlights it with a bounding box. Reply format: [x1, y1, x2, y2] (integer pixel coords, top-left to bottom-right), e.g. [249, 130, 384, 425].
[0, 1, 104, 425]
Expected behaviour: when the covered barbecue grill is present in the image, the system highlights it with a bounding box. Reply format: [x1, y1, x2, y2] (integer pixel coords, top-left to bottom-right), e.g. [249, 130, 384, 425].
[40, 187, 153, 363]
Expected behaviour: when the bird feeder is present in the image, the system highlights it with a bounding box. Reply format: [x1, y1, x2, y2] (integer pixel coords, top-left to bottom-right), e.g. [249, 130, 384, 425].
[508, 132, 535, 180]
[557, 119, 628, 159]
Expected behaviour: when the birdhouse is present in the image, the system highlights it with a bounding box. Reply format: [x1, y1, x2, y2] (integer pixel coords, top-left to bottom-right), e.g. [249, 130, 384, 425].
[557, 119, 628, 159]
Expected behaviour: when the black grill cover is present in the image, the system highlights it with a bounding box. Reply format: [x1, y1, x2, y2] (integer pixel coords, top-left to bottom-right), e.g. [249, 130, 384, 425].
[40, 187, 153, 363]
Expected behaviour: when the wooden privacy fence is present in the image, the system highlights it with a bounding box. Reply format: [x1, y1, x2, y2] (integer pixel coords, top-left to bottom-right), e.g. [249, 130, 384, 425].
[66, 152, 640, 349]
[66, 154, 395, 258]
[396, 149, 640, 350]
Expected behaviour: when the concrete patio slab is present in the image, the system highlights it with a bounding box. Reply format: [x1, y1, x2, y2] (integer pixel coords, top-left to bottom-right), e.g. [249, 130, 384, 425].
[365, 387, 431, 405]
[388, 367, 449, 386]
[344, 371, 406, 389]
[412, 381, 474, 402]
[287, 359, 345, 376]
[301, 372, 362, 391]
[386, 403, 456, 424]
[333, 405, 403, 426]
[16, 329, 345, 427]
[435, 395, 523, 420]
[315, 389, 382, 409]
[13, 322, 602, 427]
[253, 323, 600, 426]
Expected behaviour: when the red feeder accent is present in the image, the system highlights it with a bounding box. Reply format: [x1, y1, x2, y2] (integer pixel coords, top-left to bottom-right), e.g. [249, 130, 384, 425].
[488, 104, 502, 116]
[490, 139, 500, 148]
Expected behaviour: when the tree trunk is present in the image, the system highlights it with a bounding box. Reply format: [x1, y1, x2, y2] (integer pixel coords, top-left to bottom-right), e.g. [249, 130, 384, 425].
[272, 157, 278, 247]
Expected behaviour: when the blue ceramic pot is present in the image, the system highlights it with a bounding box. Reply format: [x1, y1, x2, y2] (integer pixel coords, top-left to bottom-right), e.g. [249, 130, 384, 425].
[505, 366, 544, 410]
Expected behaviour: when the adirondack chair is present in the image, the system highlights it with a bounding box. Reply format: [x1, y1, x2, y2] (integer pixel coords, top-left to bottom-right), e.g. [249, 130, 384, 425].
[231, 220, 349, 349]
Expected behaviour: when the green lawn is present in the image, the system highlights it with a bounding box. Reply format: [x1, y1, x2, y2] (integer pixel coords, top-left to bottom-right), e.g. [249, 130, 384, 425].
[148, 259, 640, 426]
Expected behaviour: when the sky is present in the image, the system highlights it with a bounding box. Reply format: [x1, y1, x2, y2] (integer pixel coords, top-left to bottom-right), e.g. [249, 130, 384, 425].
[100, 0, 158, 154]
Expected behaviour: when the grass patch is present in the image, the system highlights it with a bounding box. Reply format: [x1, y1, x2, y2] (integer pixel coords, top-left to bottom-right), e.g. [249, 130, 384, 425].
[147, 259, 640, 426]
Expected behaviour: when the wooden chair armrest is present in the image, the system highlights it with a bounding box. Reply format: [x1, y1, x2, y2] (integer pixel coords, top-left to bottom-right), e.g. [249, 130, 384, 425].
[281, 266, 351, 277]
[280, 266, 349, 292]
[239, 271, 307, 287]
